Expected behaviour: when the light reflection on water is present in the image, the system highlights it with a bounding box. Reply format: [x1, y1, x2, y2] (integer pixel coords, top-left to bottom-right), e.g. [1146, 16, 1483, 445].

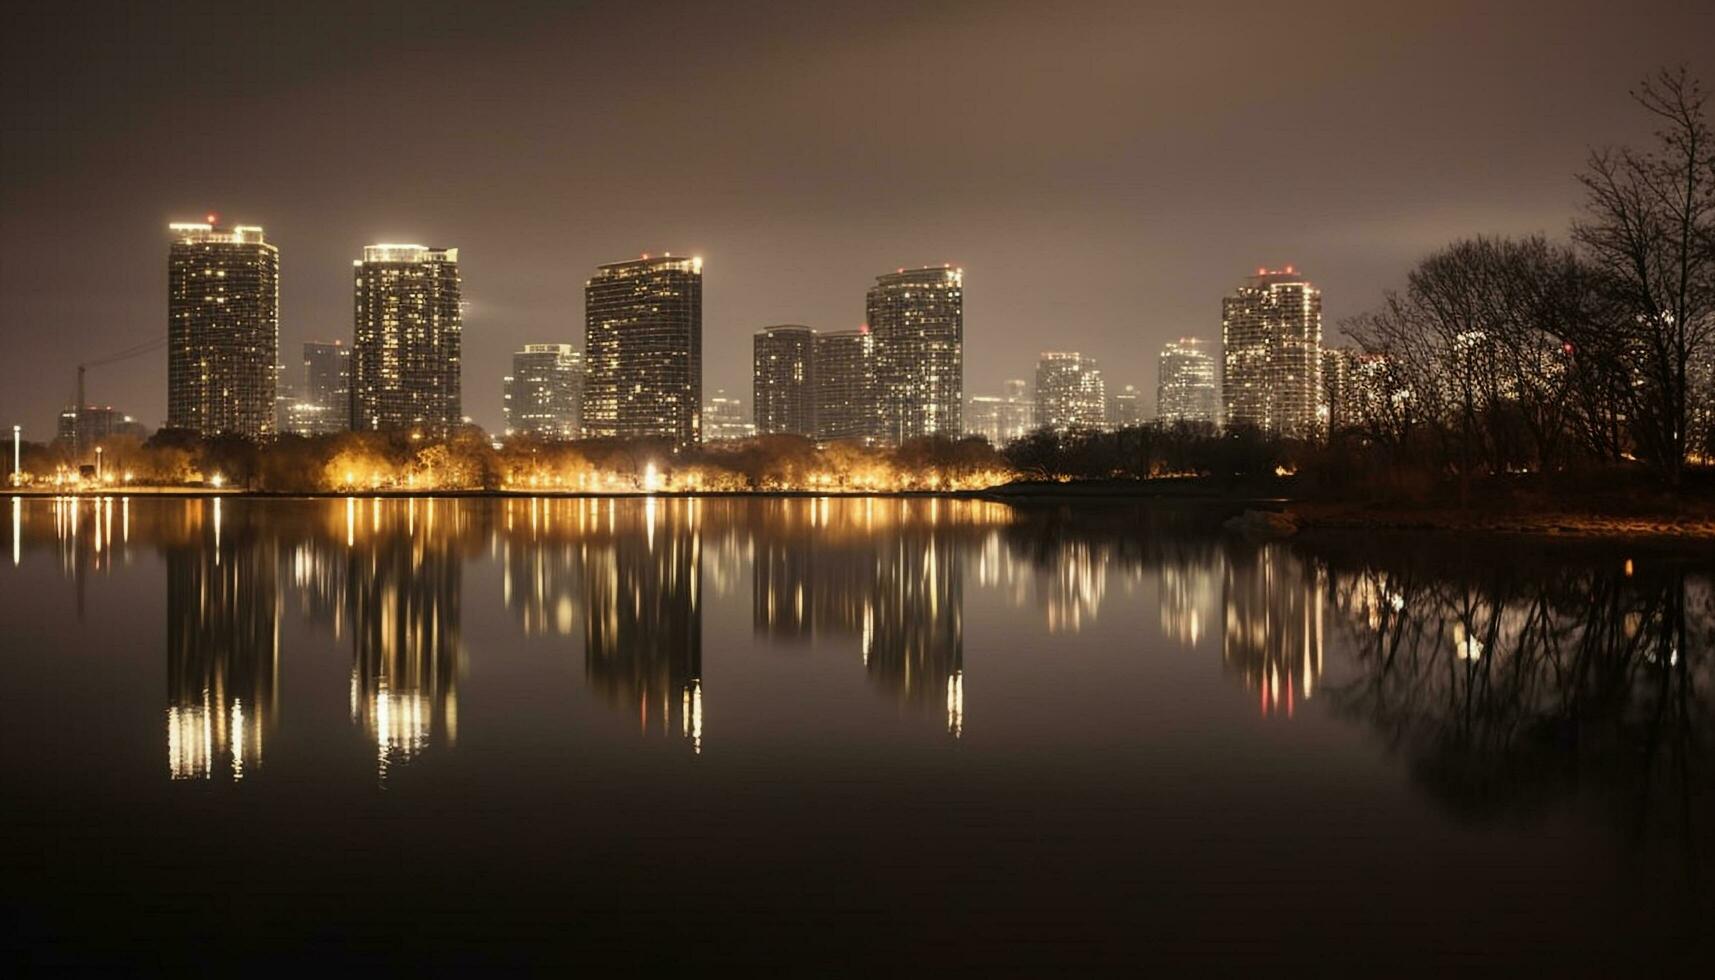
[1, 495, 1710, 968]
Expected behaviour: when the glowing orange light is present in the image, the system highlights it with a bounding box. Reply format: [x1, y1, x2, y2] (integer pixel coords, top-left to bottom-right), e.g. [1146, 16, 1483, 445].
[205, 212, 219, 225]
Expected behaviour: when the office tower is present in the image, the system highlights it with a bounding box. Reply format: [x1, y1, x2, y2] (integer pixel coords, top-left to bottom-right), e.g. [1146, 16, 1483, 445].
[868, 266, 963, 444]
[352, 244, 462, 436]
[1157, 337, 1219, 425]
[583, 254, 703, 445]
[703, 389, 755, 442]
[1322, 347, 1391, 435]
[814, 327, 876, 442]
[753, 325, 817, 437]
[1034, 352, 1107, 431]
[301, 340, 352, 433]
[503, 344, 583, 439]
[1109, 384, 1144, 429]
[167, 220, 279, 438]
[1221, 268, 1322, 436]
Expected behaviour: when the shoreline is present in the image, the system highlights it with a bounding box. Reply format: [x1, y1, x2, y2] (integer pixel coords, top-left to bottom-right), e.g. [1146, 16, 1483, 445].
[12, 481, 1712, 542]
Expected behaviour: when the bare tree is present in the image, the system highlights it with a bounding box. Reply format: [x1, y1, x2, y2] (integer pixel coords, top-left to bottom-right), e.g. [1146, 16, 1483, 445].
[1574, 67, 1715, 486]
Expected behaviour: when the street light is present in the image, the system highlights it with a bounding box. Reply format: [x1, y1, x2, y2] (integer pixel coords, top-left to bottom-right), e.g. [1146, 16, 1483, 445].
[95, 446, 104, 484]
[10, 425, 17, 487]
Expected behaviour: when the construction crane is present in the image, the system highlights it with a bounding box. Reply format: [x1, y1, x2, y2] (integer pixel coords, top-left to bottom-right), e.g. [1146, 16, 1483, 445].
[66, 335, 167, 454]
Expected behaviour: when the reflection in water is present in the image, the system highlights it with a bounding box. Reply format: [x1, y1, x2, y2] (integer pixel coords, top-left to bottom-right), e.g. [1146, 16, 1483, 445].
[581, 498, 703, 751]
[1222, 543, 1324, 718]
[6, 495, 1710, 852]
[750, 499, 988, 735]
[163, 499, 278, 780]
[1322, 545, 1713, 838]
[346, 499, 470, 779]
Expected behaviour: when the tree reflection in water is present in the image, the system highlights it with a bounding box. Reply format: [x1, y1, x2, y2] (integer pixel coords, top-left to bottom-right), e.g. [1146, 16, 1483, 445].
[1319, 536, 1713, 851]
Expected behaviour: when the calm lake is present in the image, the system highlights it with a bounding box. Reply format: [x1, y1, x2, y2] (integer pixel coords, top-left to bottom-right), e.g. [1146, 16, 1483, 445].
[2, 495, 1710, 972]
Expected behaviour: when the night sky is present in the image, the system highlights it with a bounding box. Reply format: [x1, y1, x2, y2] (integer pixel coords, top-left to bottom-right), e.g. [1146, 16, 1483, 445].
[2, 0, 1710, 436]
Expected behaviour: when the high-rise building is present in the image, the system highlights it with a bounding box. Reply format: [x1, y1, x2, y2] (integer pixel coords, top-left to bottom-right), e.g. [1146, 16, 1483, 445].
[167, 220, 279, 439]
[814, 327, 876, 443]
[503, 344, 583, 440]
[753, 325, 817, 437]
[1221, 269, 1322, 436]
[869, 266, 963, 444]
[1109, 384, 1144, 429]
[584, 255, 703, 445]
[301, 340, 352, 433]
[703, 389, 754, 442]
[1157, 337, 1219, 425]
[965, 379, 1033, 445]
[1034, 352, 1106, 431]
[352, 244, 462, 436]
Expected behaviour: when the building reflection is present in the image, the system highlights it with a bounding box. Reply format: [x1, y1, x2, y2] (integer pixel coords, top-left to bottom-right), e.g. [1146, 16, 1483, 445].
[751, 498, 997, 735]
[1319, 546, 1712, 849]
[581, 498, 703, 751]
[163, 498, 279, 780]
[1221, 542, 1323, 718]
[344, 499, 468, 778]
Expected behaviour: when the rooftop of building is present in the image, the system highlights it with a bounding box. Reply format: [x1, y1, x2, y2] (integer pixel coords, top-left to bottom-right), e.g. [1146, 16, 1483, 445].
[873, 265, 962, 285]
[592, 253, 703, 276]
[168, 220, 269, 246]
[358, 244, 458, 264]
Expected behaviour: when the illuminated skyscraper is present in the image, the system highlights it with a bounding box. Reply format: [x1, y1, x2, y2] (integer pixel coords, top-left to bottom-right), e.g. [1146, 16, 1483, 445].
[814, 327, 876, 443]
[352, 244, 462, 436]
[869, 266, 963, 444]
[1157, 337, 1219, 425]
[503, 344, 583, 439]
[1222, 269, 1322, 436]
[753, 325, 817, 437]
[167, 220, 279, 438]
[1034, 352, 1106, 431]
[584, 255, 703, 445]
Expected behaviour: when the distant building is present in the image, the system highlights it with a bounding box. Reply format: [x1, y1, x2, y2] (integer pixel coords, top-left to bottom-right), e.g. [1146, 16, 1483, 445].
[1109, 384, 1144, 429]
[814, 328, 877, 443]
[869, 266, 963, 444]
[167, 220, 279, 439]
[1157, 338, 1219, 425]
[503, 344, 583, 439]
[1034, 352, 1106, 431]
[584, 255, 703, 445]
[703, 389, 754, 442]
[299, 340, 352, 434]
[1222, 269, 1322, 436]
[966, 379, 1033, 445]
[352, 244, 462, 436]
[57, 405, 146, 451]
[274, 363, 294, 435]
[753, 325, 817, 437]
[1322, 346, 1391, 435]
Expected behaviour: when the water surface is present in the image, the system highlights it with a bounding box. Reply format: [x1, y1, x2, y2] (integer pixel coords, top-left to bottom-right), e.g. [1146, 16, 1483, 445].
[2, 496, 1710, 971]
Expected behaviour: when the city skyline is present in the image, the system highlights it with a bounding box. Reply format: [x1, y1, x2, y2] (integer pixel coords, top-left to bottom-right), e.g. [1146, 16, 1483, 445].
[7, 3, 1706, 438]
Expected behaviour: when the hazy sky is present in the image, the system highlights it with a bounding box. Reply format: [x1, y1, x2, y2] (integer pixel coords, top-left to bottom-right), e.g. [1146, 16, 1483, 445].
[2, 0, 1710, 436]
